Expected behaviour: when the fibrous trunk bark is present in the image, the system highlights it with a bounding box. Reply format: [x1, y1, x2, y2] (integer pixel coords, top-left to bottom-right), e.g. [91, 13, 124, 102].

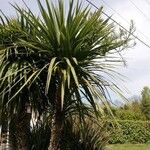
[9, 104, 31, 150]
[16, 112, 31, 150]
[0, 119, 8, 150]
[48, 88, 62, 150]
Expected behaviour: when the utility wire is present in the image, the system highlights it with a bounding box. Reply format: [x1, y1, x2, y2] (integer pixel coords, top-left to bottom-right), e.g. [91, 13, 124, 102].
[144, 0, 150, 6]
[128, 0, 150, 21]
[85, 0, 150, 49]
[101, 0, 150, 42]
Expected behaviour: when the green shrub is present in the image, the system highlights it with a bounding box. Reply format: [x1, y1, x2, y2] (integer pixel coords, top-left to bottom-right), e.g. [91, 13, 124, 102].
[115, 109, 145, 120]
[60, 119, 109, 150]
[29, 117, 109, 150]
[107, 120, 150, 144]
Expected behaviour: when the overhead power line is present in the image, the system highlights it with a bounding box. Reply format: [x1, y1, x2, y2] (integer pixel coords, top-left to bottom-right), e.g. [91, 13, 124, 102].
[128, 0, 150, 21]
[101, 0, 150, 42]
[85, 0, 150, 49]
[144, 0, 150, 5]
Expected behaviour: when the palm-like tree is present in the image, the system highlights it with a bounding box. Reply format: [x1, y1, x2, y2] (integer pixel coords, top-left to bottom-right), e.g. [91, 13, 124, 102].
[0, 0, 134, 149]
[0, 15, 48, 150]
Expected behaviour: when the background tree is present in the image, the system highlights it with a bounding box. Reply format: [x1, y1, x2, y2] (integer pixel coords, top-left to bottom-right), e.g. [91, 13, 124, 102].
[141, 86, 150, 120]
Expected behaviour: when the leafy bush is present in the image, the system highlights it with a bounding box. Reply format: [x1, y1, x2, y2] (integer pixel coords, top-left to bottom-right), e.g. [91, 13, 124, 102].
[29, 117, 109, 150]
[107, 120, 150, 144]
[60, 119, 109, 150]
[103, 101, 146, 121]
[115, 109, 145, 120]
[29, 120, 50, 150]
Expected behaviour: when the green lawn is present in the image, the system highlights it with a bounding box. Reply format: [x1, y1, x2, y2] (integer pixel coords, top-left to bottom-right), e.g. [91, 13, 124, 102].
[106, 144, 150, 150]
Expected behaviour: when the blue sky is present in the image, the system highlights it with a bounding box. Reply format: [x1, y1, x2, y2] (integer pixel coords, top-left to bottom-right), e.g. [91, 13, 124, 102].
[1, 0, 150, 99]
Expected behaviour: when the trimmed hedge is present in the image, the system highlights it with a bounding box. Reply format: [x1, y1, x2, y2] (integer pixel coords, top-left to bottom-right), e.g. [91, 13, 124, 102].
[107, 120, 150, 144]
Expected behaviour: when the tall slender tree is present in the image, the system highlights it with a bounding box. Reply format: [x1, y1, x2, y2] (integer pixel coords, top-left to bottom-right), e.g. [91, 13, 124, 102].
[141, 86, 150, 120]
[0, 0, 134, 149]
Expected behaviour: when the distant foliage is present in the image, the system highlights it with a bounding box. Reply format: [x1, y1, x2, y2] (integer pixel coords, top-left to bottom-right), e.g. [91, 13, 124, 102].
[115, 107, 145, 120]
[107, 120, 150, 144]
[103, 100, 146, 121]
[141, 86, 150, 120]
[102, 86, 150, 145]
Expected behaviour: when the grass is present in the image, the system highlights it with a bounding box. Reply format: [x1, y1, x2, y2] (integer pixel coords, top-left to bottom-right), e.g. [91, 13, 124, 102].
[106, 144, 150, 150]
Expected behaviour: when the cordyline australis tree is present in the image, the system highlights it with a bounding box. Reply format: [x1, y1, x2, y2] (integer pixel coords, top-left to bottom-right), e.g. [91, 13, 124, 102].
[0, 0, 134, 149]
[0, 16, 48, 150]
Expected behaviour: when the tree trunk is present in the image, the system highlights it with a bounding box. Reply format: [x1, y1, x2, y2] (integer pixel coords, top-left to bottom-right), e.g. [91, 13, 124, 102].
[16, 112, 31, 150]
[0, 113, 8, 150]
[0, 121, 8, 150]
[9, 104, 31, 150]
[16, 90, 31, 150]
[0, 133, 7, 150]
[48, 88, 62, 150]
